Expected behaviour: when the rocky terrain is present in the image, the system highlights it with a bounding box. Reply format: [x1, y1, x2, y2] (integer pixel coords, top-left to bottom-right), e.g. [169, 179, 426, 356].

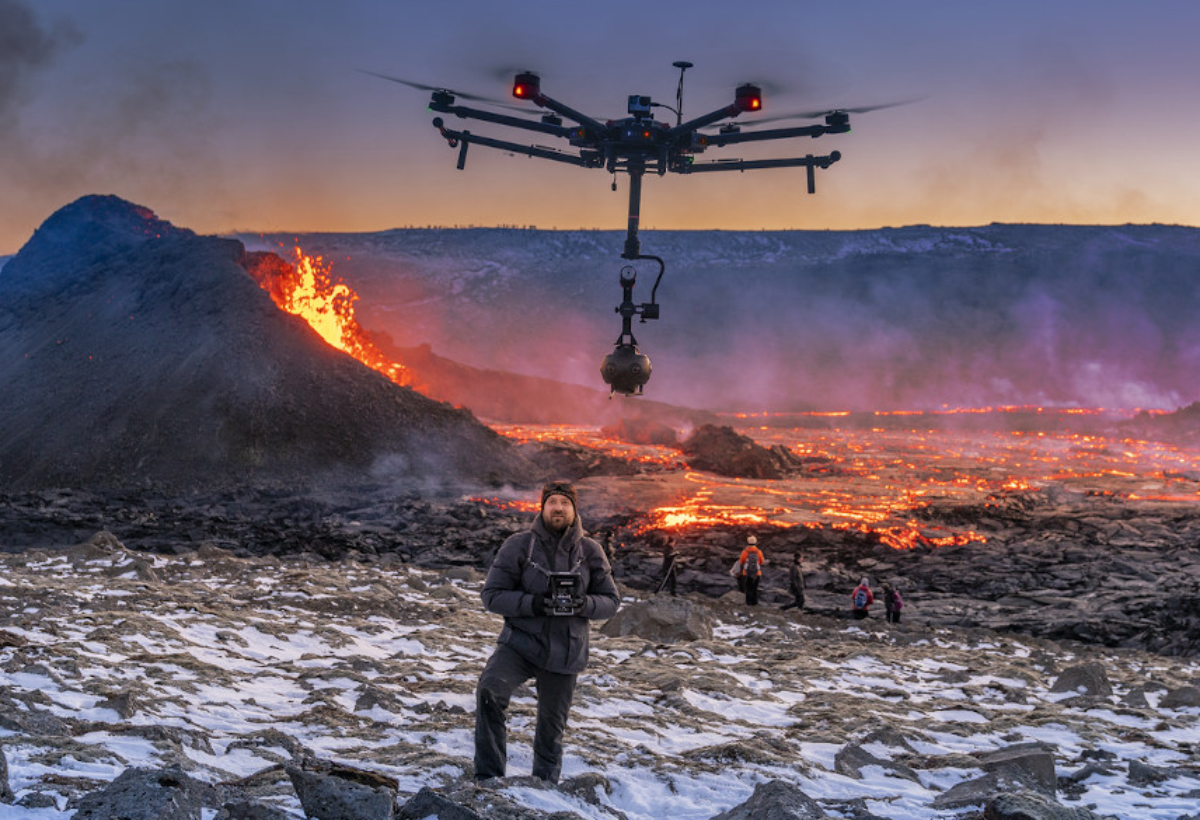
[1, 520, 1199, 820]
[0, 420, 1198, 820]
[4, 461, 1198, 660]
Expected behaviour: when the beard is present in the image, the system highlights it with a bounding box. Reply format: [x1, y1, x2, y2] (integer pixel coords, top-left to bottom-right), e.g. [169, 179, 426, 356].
[546, 509, 572, 533]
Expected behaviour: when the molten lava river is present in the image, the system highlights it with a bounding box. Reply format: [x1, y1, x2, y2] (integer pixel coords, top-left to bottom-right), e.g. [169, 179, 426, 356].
[252, 247, 1200, 550]
[491, 415, 1200, 549]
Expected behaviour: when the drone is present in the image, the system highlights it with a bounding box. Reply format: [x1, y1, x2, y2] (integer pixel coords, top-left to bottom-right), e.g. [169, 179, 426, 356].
[367, 62, 891, 396]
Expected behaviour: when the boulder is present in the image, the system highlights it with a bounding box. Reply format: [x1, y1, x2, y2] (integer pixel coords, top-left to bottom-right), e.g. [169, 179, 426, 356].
[599, 595, 714, 642]
[678, 424, 800, 479]
[833, 743, 920, 783]
[396, 787, 485, 820]
[1127, 759, 1171, 786]
[72, 766, 217, 820]
[213, 800, 295, 820]
[0, 693, 70, 735]
[1049, 663, 1112, 698]
[933, 773, 1023, 811]
[285, 761, 396, 820]
[1159, 684, 1200, 708]
[984, 789, 1101, 819]
[979, 744, 1058, 796]
[710, 779, 829, 820]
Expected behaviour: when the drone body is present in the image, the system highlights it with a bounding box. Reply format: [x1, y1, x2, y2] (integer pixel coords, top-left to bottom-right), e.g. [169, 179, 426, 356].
[372, 63, 869, 395]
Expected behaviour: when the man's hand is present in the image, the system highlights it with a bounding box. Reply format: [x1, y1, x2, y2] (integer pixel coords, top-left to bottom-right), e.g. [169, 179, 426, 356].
[533, 594, 586, 616]
[531, 595, 548, 617]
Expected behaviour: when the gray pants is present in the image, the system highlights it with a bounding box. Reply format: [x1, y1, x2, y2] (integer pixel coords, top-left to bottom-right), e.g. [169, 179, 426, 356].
[474, 643, 577, 783]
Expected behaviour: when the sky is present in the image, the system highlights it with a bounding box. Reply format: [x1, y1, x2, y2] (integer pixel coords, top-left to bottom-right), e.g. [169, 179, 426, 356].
[2, 0, 1200, 254]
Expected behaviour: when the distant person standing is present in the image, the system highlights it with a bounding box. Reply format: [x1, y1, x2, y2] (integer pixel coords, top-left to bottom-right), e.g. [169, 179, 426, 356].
[850, 577, 874, 620]
[658, 538, 679, 596]
[780, 552, 805, 612]
[882, 582, 903, 623]
[739, 535, 765, 606]
[601, 532, 617, 573]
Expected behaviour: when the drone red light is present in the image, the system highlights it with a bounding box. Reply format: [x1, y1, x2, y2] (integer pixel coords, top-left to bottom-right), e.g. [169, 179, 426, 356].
[513, 71, 541, 101]
[734, 83, 763, 113]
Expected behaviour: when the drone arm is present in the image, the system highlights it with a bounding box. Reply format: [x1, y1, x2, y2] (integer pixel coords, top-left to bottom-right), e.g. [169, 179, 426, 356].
[681, 152, 841, 193]
[433, 121, 599, 168]
[430, 100, 572, 139]
[532, 93, 608, 138]
[681, 152, 841, 173]
[667, 104, 742, 140]
[700, 121, 848, 147]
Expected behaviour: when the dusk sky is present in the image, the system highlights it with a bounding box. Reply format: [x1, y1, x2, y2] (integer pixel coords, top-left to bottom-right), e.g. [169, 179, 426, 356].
[2, 0, 1199, 254]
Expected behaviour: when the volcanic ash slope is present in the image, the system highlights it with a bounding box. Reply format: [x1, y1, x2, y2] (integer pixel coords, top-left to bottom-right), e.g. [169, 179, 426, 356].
[0, 195, 528, 490]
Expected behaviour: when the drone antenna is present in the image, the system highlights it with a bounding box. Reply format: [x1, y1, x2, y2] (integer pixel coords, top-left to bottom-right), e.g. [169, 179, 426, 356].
[672, 61, 693, 127]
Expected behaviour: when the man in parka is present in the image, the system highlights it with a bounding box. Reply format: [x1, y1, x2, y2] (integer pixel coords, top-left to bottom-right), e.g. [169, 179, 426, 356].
[474, 480, 621, 784]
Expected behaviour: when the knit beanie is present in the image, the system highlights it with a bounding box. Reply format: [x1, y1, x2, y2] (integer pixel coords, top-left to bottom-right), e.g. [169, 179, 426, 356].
[541, 480, 578, 511]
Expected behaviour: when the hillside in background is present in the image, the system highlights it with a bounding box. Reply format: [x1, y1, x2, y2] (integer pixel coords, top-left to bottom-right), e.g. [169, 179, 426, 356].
[0, 196, 530, 490]
[241, 225, 1200, 412]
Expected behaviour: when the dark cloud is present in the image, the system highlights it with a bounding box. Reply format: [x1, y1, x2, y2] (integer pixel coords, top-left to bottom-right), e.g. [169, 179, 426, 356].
[0, 0, 80, 125]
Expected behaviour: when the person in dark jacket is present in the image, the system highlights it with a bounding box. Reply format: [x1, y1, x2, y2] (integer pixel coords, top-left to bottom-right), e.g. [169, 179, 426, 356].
[474, 480, 621, 784]
[658, 538, 678, 596]
[882, 581, 903, 623]
[780, 552, 805, 611]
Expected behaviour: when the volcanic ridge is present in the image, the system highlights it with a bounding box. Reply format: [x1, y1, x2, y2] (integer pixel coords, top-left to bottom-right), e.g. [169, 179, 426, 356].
[0, 195, 529, 491]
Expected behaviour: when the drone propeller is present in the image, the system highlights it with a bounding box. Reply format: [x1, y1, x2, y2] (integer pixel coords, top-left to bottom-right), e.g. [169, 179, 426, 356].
[356, 69, 531, 112]
[741, 97, 924, 127]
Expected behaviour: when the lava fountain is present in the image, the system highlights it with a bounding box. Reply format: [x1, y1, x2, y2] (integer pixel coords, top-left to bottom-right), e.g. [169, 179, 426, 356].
[247, 247, 416, 388]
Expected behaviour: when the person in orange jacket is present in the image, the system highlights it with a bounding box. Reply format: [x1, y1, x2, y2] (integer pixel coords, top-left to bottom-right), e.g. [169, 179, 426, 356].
[739, 535, 765, 605]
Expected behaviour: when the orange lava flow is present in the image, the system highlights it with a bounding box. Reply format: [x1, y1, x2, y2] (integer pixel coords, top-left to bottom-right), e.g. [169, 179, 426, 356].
[468, 497, 541, 514]
[494, 424, 687, 469]
[256, 247, 414, 388]
[643, 478, 789, 531]
[489, 415, 1200, 550]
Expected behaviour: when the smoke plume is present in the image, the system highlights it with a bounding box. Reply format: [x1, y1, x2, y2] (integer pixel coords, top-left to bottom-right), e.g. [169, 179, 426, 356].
[0, 0, 79, 127]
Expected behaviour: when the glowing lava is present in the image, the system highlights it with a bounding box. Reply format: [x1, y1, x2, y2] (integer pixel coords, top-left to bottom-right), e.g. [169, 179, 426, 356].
[253, 247, 414, 388]
[495, 412, 1200, 549]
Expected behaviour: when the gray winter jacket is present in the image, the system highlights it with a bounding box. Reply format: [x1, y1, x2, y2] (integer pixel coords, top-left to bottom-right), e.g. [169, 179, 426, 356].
[481, 512, 620, 674]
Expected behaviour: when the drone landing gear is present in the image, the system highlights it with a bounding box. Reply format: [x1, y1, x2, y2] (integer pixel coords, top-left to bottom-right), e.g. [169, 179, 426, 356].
[601, 260, 663, 397]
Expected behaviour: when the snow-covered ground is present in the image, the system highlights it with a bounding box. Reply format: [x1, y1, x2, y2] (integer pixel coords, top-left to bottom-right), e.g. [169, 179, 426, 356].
[1, 540, 1198, 819]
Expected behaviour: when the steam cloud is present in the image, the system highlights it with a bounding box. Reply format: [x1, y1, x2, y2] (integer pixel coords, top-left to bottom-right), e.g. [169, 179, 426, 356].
[275, 225, 1200, 414]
